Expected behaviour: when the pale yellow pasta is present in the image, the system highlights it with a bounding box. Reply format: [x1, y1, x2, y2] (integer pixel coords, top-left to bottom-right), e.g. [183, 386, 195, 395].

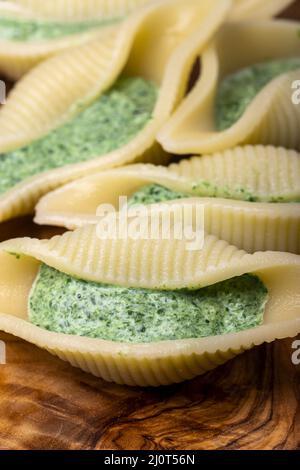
[0, 0, 232, 224]
[35, 145, 300, 254]
[230, 0, 294, 20]
[0, 221, 299, 386]
[11, 0, 293, 21]
[7, 0, 152, 21]
[158, 21, 300, 155]
[0, 0, 150, 79]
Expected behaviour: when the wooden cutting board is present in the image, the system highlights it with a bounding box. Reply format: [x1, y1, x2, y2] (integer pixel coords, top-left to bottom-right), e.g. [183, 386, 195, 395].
[0, 2, 300, 450]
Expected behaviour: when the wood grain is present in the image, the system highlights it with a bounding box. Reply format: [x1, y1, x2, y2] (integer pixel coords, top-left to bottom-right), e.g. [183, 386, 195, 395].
[0, 1, 300, 450]
[0, 331, 299, 450]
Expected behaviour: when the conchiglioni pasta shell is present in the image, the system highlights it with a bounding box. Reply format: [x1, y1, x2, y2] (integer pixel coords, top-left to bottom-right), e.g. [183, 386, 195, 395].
[230, 0, 294, 20]
[35, 145, 300, 254]
[0, 0, 149, 80]
[158, 20, 300, 155]
[0, 223, 300, 386]
[6, 0, 152, 21]
[11, 0, 293, 21]
[0, 0, 232, 224]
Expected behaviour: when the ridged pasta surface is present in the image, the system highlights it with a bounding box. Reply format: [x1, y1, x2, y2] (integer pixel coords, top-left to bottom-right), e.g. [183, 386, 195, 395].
[2, 220, 299, 290]
[169, 146, 300, 200]
[158, 21, 300, 154]
[0, 0, 299, 387]
[0, 226, 300, 386]
[0, 0, 144, 80]
[11, 0, 292, 21]
[0, 29, 122, 149]
[34, 146, 300, 254]
[9, 0, 152, 21]
[0, 0, 232, 224]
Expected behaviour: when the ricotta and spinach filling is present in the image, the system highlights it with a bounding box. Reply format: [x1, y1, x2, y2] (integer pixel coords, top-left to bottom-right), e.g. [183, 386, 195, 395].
[0, 77, 158, 195]
[215, 57, 300, 131]
[127, 181, 299, 205]
[29, 264, 268, 343]
[0, 16, 121, 41]
[28, 184, 269, 343]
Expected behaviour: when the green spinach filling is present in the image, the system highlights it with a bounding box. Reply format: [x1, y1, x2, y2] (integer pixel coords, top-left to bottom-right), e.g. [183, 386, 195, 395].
[128, 182, 261, 205]
[215, 57, 300, 131]
[29, 264, 268, 343]
[127, 181, 298, 205]
[128, 184, 188, 206]
[0, 77, 158, 195]
[0, 16, 121, 41]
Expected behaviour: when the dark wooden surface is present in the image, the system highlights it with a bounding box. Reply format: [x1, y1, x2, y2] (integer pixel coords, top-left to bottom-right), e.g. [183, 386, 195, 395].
[0, 330, 299, 450]
[0, 1, 300, 451]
